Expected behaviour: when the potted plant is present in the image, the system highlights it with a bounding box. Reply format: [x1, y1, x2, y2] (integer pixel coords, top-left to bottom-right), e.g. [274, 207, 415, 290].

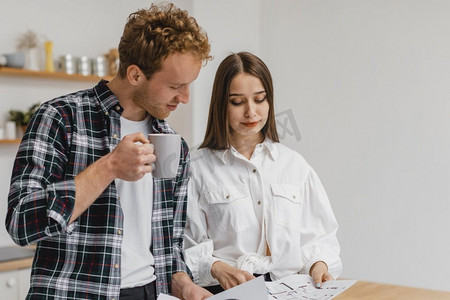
[8, 102, 41, 134]
[16, 30, 40, 71]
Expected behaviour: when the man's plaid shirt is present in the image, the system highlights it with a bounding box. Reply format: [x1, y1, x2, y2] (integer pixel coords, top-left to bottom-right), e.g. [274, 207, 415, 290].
[6, 80, 191, 299]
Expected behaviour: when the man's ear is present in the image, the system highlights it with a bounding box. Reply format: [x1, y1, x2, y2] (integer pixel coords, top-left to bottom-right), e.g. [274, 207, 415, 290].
[126, 64, 143, 85]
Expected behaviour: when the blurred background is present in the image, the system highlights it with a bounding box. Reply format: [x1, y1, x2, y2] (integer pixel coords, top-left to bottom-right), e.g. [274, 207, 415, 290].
[0, 0, 449, 293]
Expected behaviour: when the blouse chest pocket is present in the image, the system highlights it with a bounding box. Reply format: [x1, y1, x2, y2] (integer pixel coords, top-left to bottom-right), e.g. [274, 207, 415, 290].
[203, 185, 258, 232]
[271, 183, 303, 230]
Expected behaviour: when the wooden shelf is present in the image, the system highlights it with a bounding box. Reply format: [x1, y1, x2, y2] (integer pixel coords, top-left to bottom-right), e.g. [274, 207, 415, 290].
[0, 67, 112, 146]
[0, 66, 112, 82]
[0, 139, 21, 144]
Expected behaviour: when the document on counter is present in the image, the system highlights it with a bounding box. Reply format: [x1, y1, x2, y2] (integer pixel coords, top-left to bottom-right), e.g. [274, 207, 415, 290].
[157, 275, 269, 299]
[266, 274, 357, 300]
[210, 275, 269, 299]
[158, 274, 356, 300]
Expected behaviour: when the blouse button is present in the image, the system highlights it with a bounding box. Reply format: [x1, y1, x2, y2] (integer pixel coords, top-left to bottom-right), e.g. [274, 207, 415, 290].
[293, 195, 296, 199]
[113, 134, 118, 139]
[252, 169, 256, 173]
[104, 111, 109, 116]
[226, 195, 230, 199]
[117, 230, 122, 235]
[257, 201, 261, 205]
[115, 105, 121, 111]
[114, 264, 119, 269]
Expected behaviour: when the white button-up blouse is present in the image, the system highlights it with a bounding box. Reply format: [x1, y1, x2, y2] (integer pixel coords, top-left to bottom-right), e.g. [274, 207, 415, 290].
[184, 139, 342, 287]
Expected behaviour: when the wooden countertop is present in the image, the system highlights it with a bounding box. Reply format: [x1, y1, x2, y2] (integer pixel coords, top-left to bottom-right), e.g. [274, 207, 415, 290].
[0, 246, 35, 272]
[335, 280, 450, 299]
[1, 247, 449, 300]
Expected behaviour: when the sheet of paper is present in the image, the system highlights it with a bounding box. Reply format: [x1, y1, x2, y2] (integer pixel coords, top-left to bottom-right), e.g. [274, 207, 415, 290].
[210, 275, 269, 300]
[266, 274, 356, 300]
[157, 293, 179, 300]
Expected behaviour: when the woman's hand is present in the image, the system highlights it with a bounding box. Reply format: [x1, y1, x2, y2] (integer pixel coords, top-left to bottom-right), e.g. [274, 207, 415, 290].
[310, 261, 334, 288]
[211, 261, 255, 290]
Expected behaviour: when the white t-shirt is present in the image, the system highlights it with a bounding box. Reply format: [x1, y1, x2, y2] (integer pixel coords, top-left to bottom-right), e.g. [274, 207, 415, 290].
[184, 139, 342, 287]
[115, 115, 156, 288]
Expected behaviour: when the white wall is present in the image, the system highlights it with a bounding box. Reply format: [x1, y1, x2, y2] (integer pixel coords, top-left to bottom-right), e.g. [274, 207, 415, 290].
[168, 0, 263, 145]
[261, 0, 450, 292]
[1, 0, 449, 293]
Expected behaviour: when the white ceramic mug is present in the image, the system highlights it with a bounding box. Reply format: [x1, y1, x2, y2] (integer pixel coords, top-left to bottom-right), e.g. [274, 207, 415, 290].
[148, 133, 181, 178]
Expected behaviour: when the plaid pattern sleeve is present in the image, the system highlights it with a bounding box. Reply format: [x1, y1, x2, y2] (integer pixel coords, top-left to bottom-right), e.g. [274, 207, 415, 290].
[6, 102, 76, 245]
[151, 119, 191, 296]
[5, 80, 191, 299]
[5, 81, 125, 299]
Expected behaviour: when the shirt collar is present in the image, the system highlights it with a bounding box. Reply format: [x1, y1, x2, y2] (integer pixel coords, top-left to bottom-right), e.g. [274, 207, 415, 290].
[213, 138, 279, 164]
[212, 148, 230, 165]
[93, 79, 120, 114]
[151, 118, 175, 134]
[261, 138, 278, 161]
[93, 79, 175, 134]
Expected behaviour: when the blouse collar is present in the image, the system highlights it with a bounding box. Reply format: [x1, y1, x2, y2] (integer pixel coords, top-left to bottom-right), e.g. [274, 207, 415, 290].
[214, 138, 279, 164]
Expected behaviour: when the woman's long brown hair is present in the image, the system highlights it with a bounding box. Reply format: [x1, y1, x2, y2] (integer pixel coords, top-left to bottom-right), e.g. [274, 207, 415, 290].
[200, 51, 279, 150]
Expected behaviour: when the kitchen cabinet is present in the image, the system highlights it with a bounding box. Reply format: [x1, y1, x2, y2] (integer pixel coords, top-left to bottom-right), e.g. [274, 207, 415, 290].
[0, 246, 34, 299]
[0, 268, 31, 299]
[0, 270, 20, 299]
[17, 268, 30, 300]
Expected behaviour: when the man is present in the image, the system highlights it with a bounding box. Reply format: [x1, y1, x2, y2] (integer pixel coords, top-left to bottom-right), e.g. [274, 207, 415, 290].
[6, 3, 213, 299]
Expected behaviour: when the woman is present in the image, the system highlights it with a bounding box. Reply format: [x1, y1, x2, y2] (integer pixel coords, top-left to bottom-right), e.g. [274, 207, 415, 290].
[184, 52, 342, 294]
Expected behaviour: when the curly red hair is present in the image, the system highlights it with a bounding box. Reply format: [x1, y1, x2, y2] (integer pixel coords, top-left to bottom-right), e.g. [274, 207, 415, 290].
[118, 3, 211, 79]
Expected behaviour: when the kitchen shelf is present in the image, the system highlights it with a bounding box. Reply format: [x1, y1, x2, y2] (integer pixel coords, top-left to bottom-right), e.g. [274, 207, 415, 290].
[0, 66, 112, 82]
[0, 139, 21, 144]
[0, 67, 113, 146]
